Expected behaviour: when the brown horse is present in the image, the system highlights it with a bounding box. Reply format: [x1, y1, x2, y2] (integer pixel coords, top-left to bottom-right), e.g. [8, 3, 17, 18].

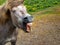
[0, 0, 33, 45]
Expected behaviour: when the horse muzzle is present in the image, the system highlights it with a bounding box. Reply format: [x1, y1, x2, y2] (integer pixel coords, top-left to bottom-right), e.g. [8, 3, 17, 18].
[23, 16, 33, 33]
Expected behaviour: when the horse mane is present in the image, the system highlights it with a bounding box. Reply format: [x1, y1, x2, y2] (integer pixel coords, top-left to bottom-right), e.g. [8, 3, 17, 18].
[0, 1, 11, 24]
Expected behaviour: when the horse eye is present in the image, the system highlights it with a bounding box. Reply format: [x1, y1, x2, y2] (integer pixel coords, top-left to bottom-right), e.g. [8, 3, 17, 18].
[12, 10, 16, 13]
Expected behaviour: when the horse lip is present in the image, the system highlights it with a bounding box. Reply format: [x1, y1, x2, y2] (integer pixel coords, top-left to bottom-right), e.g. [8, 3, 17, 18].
[26, 23, 32, 32]
[27, 23, 32, 26]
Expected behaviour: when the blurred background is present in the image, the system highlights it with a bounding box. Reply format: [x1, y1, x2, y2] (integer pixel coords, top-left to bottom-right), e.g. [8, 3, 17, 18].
[0, 0, 60, 45]
[0, 0, 60, 13]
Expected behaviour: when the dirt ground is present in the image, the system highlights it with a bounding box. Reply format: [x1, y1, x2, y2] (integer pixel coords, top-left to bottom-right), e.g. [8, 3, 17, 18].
[6, 6, 60, 45]
[16, 14, 60, 45]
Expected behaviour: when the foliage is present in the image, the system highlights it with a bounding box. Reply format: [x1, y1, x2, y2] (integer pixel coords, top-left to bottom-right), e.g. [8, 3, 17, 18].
[24, 0, 60, 12]
[0, 0, 6, 5]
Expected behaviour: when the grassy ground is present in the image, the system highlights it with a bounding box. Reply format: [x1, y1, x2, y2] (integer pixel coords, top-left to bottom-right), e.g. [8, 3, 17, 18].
[24, 0, 60, 12]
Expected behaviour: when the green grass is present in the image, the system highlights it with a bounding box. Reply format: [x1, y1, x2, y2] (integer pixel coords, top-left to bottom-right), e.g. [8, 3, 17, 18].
[0, 0, 6, 5]
[24, 0, 60, 12]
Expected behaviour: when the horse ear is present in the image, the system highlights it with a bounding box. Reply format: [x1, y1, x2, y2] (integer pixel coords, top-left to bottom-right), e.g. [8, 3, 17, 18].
[7, 0, 24, 3]
[7, 0, 24, 8]
[19, 0, 24, 3]
[6, 9, 11, 17]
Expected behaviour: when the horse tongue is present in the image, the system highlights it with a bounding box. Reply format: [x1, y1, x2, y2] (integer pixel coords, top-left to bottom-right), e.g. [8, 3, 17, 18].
[26, 24, 31, 32]
[26, 23, 32, 32]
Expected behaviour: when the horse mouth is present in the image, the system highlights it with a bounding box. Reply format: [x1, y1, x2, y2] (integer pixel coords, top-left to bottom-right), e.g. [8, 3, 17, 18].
[26, 23, 32, 32]
[21, 15, 33, 33]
